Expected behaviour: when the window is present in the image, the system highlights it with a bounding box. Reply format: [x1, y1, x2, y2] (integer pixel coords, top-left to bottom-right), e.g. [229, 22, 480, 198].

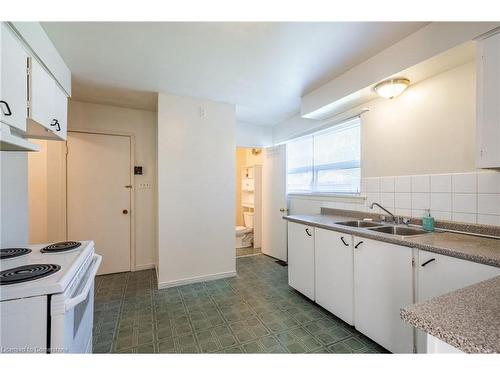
[286, 118, 361, 194]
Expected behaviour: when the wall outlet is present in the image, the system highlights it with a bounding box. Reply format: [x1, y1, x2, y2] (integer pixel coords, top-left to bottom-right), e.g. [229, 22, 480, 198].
[139, 182, 152, 189]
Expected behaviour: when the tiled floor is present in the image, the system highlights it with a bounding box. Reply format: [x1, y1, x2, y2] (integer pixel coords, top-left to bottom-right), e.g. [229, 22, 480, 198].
[236, 247, 262, 257]
[93, 254, 388, 354]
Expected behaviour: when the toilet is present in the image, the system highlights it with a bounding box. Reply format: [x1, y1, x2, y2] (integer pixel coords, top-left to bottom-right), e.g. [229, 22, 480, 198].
[236, 212, 254, 248]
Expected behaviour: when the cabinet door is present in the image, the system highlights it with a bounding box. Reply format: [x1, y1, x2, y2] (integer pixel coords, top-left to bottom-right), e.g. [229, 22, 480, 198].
[416, 250, 500, 353]
[1, 23, 28, 131]
[29, 57, 55, 130]
[52, 84, 67, 140]
[477, 32, 500, 168]
[287, 222, 315, 300]
[354, 237, 413, 353]
[315, 228, 354, 325]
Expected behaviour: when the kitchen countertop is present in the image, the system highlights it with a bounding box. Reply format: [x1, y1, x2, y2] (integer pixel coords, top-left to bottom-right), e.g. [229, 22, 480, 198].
[283, 213, 500, 268]
[400, 276, 500, 353]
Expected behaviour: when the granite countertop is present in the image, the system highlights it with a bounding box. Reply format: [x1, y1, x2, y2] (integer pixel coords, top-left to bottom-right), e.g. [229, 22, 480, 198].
[400, 276, 500, 353]
[283, 213, 500, 268]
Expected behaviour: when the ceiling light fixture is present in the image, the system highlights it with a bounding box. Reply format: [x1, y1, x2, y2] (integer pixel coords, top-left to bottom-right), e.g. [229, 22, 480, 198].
[374, 78, 410, 99]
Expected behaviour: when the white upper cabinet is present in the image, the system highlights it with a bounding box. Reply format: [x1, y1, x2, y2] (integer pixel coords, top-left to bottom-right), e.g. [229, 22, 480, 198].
[52, 84, 68, 140]
[1, 23, 28, 132]
[315, 228, 354, 325]
[0, 22, 69, 145]
[476, 32, 500, 168]
[287, 222, 315, 300]
[29, 58, 54, 129]
[27, 57, 67, 140]
[353, 238, 414, 353]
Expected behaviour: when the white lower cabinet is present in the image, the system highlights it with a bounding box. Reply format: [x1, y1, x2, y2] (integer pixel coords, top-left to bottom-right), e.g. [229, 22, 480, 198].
[286, 221, 500, 354]
[287, 222, 315, 300]
[353, 237, 414, 353]
[415, 250, 500, 353]
[315, 228, 354, 325]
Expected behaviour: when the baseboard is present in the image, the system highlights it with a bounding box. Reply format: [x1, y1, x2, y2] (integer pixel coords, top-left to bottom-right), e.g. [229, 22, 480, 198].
[135, 263, 155, 271]
[236, 253, 261, 258]
[157, 270, 237, 289]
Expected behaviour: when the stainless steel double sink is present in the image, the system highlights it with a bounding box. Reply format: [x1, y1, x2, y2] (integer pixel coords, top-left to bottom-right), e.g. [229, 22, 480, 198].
[335, 220, 430, 237]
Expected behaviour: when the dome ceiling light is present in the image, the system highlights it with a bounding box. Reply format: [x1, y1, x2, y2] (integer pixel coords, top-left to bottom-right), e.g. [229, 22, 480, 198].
[374, 78, 410, 99]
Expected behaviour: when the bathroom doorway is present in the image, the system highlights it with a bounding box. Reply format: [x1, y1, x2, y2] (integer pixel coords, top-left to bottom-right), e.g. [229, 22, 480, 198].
[235, 147, 263, 257]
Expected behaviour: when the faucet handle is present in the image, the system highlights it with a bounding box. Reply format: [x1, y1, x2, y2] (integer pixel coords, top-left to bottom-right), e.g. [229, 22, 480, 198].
[402, 217, 411, 225]
[380, 215, 387, 222]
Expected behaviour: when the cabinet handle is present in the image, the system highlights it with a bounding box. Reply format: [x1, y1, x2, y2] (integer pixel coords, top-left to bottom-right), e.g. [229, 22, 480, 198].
[340, 236, 349, 247]
[421, 258, 436, 267]
[354, 241, 364, 249]
[50, 119, 61, 131]
[305, 228, 312, 237]
[0, 100, 12, 116]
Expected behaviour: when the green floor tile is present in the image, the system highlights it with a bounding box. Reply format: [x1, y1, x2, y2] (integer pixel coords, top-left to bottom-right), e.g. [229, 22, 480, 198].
[94, 255, 391, 354]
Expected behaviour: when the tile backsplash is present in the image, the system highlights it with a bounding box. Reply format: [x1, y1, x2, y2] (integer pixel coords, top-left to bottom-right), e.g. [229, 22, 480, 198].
[289, 170, 500, 226]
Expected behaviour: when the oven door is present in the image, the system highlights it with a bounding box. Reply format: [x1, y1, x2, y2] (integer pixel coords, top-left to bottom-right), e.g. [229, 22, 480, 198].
[51, 254, 102, 353]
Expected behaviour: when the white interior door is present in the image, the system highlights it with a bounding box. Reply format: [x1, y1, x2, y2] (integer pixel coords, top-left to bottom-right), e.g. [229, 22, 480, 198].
[261, 145, 287, 261]
[67, 132, 131, 275]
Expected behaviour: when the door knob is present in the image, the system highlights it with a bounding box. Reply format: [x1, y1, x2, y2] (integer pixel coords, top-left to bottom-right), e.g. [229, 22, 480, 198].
[122, 209, 129, 214]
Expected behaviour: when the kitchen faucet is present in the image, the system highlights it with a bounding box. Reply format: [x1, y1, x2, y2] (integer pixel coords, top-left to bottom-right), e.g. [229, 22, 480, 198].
[369, 202, 409, 225]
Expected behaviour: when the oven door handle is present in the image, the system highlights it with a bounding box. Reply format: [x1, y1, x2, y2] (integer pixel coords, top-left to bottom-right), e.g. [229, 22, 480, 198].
[64, 254, 102, 311]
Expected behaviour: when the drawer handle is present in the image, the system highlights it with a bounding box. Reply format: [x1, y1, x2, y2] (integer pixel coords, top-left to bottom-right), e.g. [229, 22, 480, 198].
[0, 100, 12, 116]
[354, 241, 364, 249]
[50, 119, 61, 131]
[340, 236, 349, 247]
[421, 258, 436, 267]
[305, 228, 312, 237]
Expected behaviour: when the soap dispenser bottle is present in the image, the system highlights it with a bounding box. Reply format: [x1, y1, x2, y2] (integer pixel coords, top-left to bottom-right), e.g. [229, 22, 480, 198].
[422, 209, 435, 232]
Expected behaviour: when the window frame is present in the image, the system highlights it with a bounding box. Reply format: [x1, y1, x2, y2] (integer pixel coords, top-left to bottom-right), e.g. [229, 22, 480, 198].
[286, 118, 361, 195]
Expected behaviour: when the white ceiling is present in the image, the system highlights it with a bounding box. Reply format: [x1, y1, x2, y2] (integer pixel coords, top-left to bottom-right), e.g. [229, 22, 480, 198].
[41, 22, 427, 125]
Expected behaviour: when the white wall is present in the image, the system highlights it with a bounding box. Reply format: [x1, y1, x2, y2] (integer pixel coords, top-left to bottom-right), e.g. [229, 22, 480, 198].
[236, 121, 272, 147]
[157, 93, 236, 287]
[28, 140, 48, 243]
[1, 152, 28, 246]
[27, 139, 67, 244]
[362, 62, 475, 177]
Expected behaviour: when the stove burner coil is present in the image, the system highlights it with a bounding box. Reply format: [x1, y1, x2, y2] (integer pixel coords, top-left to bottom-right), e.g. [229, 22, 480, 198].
[0, 264, 61, 285]
[0, 248, 32, 260]
[40, 241, 81, 253]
